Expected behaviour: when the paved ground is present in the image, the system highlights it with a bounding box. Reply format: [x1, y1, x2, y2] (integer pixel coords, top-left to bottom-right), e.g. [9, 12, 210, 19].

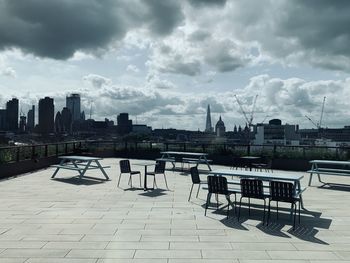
[0, 158, 350, 262]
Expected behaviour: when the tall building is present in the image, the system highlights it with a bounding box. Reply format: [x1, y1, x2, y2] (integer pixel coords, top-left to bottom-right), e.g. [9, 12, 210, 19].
[61, 107, 72, 133]
[38, 97, 54, 134]
[27, 105, 35, 132]
[19, 116, 26, 133]
[66, 94, 81, 122]
[205, 104, 213, 133]
[0, 109, 6, 130]
[54, 111, 63, 134]
[117, 113, 132, 135]
[6, 98, 19, 132]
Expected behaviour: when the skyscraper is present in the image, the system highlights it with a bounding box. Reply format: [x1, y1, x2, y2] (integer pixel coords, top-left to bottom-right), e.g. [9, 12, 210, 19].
[205, 104, 213, 133]
[27, 105, 35, 132]
[38, 97, 54, 134]
[6, 98, 19, 132]
[66, 94, 81, 122]
[0, 109, 6, 130]
[61, 107, 72, 133]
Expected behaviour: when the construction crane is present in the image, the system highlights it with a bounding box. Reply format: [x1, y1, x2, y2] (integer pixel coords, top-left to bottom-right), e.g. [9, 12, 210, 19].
[234, 94, 258, 127]
[305, 96, 326, 129]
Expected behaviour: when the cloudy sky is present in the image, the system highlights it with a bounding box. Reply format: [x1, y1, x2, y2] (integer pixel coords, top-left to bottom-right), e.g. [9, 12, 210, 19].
[0, 0, 350, 130]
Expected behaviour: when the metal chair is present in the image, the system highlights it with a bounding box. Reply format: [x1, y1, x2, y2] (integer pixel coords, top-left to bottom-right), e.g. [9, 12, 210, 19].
[146, 160, 169, 190]
[205, 176, 237, 219]
[238, 179, 268, 223]
[267, 181, 301, 230]
[118, 160, 141, 187]
[188, 167, 206, 201]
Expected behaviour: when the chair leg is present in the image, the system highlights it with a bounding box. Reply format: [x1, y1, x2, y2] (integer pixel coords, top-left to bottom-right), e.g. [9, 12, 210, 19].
[139, 173, 142, 187]
[205, 193, 211, 216]
[248, 197, 251, 216]
[153, 176, 157, 188]
[196, 183, 200, 198]
[298, 200, 301, 224]
[267, 200, 271, 226]
[263, 199, 266, 224]
[238, 196, 243, 221]
[128, 175, 131, 186]
[117, 173, 122, 187]
[163, 173, 169, 190]
[293, 203, 296, 230]
[226, 195, 230, 219]
[130, 174, 133, 188]
[276, 201, 279, 220]
[188, 184, 194, 202]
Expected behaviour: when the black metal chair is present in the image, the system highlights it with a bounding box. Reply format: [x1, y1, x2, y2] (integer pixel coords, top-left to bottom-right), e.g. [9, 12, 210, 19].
[188, 167, 206, 201]
[118, 160, 141, 187]
[205, 176, 236, 218]
[238, 179, 268, 223]
[146, 160, 169, 190]
[267, 181, 301, 230]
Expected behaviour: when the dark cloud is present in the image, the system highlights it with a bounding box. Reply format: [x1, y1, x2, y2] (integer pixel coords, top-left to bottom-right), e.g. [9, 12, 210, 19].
[0, 0, 185, 59]
[188, 0, 226, 7]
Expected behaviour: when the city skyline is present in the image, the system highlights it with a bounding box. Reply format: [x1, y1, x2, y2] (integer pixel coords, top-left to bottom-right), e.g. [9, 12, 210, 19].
[1, 1, 350, 130]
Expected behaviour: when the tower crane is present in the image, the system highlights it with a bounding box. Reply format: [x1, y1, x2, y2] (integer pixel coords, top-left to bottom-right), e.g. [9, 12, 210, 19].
[234, 94, 258, 127]
[305, 96, 326, 129]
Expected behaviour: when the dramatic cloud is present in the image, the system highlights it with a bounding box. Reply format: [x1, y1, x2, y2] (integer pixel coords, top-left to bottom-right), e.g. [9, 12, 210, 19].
[0, 0, 184, 59]
[83, 74, 111, 89]
[0, 66, 16, 77]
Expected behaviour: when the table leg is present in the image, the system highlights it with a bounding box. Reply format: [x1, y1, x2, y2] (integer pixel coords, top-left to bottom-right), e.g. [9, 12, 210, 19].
[72, 160, 84, 178]
[79, 160, 92, 179]
[296, 181, 306, 210]
[51, 159, 64, 178]
[308, 163, 315, 186]
[94, 160, 109, 180]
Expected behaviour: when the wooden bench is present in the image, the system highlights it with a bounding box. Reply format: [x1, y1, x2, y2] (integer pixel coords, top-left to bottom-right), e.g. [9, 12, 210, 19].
[308, 160, 350, 186]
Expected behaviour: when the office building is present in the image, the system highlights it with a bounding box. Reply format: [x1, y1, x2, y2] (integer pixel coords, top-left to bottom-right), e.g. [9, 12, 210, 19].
[66, 94, 81, 122]
[117, 113, 132, 135]
[19, 116, 26, 133]
[27, 105, 35, 132]
[0, 109, 6, 130]
[6, 98, 19, 132]
[61, 107, 72, 133]
[38, 97, 54, 134]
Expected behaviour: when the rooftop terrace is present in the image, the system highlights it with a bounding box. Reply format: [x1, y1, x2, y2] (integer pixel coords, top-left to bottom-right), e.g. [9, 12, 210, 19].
[0, 158, 350, 262]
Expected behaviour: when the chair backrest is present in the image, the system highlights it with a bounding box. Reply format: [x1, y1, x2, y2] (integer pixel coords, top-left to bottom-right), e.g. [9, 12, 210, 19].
[207, 176, 228, 195]
[240, 179, 264, 198]
[155, 160, 166, 173]
[190, 167, 200, 184]
[119, 159, 131, 173]
[270, 181, 294, 202]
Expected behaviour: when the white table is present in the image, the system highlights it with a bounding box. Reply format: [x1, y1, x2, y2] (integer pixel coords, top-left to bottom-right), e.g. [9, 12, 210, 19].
[159, 151, 212, 171]
[209, 169, 305, 209]
[51, 156, 110, 180]
[308, 160, 350, 186]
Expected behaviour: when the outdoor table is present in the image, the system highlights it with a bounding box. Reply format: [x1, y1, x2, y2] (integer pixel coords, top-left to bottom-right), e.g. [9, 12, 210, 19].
[134, 161, 156, 191]
[240, 156, 260, 171]
[209, 169, 306, 209]
[51, 156, 110, 180]
[159, 151, 212, 171]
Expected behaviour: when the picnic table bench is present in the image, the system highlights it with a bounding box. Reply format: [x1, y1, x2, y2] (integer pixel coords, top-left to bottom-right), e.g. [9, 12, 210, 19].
[159, 151, 212, 171]
[51, 156, 110, 180]
[308, 160, 350, 186]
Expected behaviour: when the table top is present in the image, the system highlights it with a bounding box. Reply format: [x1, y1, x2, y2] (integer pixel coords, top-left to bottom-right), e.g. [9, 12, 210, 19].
[133, 161, 156, 166]
[58, 156, 102, 161]
[240, 156, 260, 160]
[310, 160, 350, 165]
[209, 169, 304, 181]
[161, 151, 208, 156]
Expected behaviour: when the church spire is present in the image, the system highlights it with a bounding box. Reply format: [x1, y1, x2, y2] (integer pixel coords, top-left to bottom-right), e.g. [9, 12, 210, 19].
[205, 104, 213, 132]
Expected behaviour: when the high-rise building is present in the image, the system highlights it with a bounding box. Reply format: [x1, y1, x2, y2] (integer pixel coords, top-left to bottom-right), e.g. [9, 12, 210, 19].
[27, 105, 35, 132]
[0, 109, 6, 130]
[54, 111, 63, 134]
[61, 107, 72, 133]
[66, 94, 81, 122]
[38, 97, 54, 134]
[6, 98, 19, 132]
[117, 113, 132, 135]
[19, 116, 26, 133]
[205, 104, 213, 133]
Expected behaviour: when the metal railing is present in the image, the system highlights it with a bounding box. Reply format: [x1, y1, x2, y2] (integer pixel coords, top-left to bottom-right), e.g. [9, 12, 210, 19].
[1, 140, 350, 164]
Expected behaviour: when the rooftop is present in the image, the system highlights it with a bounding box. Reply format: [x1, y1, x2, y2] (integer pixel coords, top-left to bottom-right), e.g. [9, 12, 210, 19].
[0, 158, 349, 262]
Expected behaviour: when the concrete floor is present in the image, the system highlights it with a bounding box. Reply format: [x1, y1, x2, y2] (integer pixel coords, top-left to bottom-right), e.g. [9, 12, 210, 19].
[0, 158, 349, 262]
